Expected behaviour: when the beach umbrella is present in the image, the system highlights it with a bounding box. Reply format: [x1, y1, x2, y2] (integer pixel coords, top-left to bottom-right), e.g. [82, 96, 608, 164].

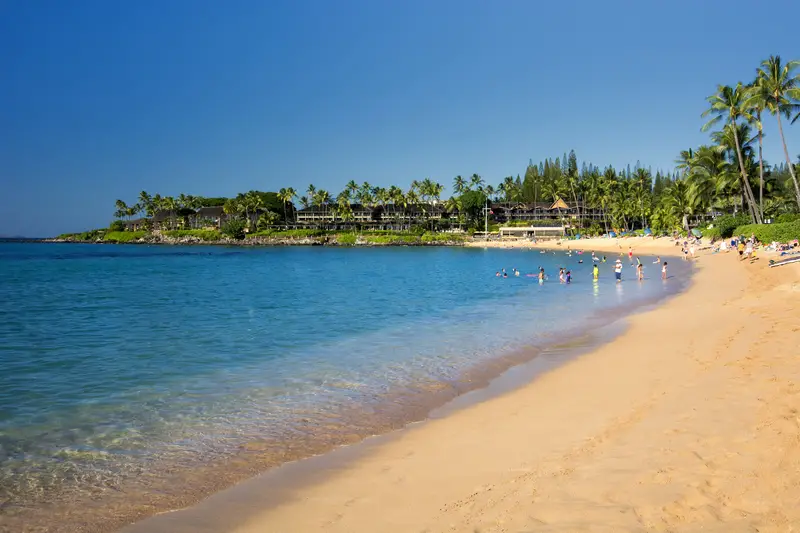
[574, 233, 581, 239]
[691, 228, 702, 238]
[643, 228, 652, 236]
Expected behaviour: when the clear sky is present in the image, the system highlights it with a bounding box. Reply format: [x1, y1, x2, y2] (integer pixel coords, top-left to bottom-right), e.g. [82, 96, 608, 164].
[1, 0, 798, 237]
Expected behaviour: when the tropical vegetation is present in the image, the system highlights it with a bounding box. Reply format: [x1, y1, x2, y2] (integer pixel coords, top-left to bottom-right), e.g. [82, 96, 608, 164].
[94, 54, 800, 242]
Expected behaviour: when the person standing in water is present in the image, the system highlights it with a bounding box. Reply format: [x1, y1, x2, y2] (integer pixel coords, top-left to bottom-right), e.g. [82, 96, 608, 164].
[593, 263, 599, 281]
[614, 259, 623, 283]
[661, 261, 668, 280]
[628, 247, 634, 264]
[637, 262, 643, 281]
[538, 267, 545, 284]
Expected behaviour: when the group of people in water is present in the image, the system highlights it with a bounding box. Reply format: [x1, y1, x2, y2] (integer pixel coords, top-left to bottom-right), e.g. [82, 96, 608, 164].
[495, 248, 669, 283]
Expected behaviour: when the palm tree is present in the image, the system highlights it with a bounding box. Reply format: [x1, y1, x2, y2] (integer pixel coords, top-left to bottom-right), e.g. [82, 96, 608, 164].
[744, 83, 768, 219]
[299, 195, 310, 210]
[317, 189, 331, 223]
[163, 196, 178, 229]
[453, 175, 467, 195]
[306, 184, 317, 206]
[662, 180, 692, 230]
[469, 173, 484, 192]
[345, 180, 359, 199]
[114, 199, 128, 221]
[747, 55, 800, 210]
[278, 187, 296, 224]
[702, 83, 761, 223]
[711, 123, 758, 216]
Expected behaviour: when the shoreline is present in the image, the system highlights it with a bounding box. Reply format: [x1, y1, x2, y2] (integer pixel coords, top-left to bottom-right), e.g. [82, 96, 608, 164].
[0, 246, 692, 533]
[123, 246, 799, 532]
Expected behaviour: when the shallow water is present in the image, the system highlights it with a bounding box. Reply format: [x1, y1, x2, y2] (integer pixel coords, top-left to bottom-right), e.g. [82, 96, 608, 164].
[0, 243, 689, 531]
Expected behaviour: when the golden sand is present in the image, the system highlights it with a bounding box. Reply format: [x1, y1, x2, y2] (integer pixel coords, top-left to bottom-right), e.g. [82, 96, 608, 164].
[223, 242, 800, 532]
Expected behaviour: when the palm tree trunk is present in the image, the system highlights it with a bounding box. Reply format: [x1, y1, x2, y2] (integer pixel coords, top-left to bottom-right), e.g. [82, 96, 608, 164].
[776, 113, 800, 210]
[757, 112, 765, 221]
[731, 120, 761, 224]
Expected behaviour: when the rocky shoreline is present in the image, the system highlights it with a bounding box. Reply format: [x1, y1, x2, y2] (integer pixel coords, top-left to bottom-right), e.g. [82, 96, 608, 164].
[45, 234, 467, 247]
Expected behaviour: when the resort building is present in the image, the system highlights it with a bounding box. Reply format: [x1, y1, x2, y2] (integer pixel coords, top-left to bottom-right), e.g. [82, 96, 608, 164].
[498, 225, 566, 239]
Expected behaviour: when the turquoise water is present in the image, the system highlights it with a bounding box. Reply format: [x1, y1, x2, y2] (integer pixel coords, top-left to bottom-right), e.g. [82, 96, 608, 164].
[0, 243, 689, 527]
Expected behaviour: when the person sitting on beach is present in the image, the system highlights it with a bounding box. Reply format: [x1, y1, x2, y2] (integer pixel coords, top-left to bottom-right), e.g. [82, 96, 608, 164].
[661, 261, 668, 280]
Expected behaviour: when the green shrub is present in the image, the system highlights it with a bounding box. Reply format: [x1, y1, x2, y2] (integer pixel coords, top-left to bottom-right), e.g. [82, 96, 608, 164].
[221, 219, 246, 240]
[336, 233, 357, 245]
[103, 231, 147, 242]
[109, 220, 125, 232]
[775, 213, 800, 224]
[701, 226, 721, 240]
[363, 235, 419, 244]
[420, 232, 465, 243]
[733, 221, 800, 243]
[247, 229, 326, 239]
[710, 214, 751, 239]
[164, 229, 221, 241]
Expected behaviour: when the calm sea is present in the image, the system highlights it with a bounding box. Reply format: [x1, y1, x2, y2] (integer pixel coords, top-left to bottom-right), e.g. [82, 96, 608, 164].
[0, 243, 690, 532]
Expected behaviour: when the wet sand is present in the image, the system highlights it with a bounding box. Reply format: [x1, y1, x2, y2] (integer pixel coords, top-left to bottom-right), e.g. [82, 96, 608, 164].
[181, 245, 800, 531]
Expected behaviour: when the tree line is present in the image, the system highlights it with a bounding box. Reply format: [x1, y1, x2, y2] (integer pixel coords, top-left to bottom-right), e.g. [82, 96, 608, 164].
[114, 55, 800, 234]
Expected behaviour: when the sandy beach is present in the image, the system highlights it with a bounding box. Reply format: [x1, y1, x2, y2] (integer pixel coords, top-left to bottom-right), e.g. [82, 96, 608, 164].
[219, 242, 800, 532]
[120, 240, 800, 533]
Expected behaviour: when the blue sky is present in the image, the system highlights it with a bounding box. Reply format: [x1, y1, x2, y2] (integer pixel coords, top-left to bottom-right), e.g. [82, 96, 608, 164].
[1, 0, 798, 236]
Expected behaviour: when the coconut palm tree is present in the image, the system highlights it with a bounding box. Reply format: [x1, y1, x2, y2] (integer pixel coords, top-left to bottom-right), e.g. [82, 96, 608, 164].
[278, 187, 296, 224]
[114, 199, 128, 221]
[747, 55, 800, 210]
[469, 173, 484, 192]
[345, 180, 359, 199]
[662, 180, 692, 230]
[702, 83, 761, 223]
[744, 83, 768, 219]
[452, 175, 467, 195]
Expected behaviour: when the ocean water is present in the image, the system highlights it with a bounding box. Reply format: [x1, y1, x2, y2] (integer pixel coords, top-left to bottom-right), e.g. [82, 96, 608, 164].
[0, 243, 690, 531]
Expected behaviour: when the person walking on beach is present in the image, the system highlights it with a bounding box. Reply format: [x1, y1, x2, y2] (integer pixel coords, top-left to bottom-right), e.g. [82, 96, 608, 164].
[661, 261, 668, 280]
[689, 243, 696, 259]
[737, 240, 745, 259]
[614, 259, 623, 283]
